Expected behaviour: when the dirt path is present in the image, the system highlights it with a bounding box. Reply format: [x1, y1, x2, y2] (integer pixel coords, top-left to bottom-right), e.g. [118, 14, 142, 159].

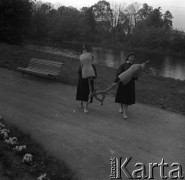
[0, 68, 185, 180]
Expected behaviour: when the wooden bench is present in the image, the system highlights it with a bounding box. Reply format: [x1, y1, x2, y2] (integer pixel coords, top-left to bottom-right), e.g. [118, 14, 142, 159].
[17, 58, 63, 79]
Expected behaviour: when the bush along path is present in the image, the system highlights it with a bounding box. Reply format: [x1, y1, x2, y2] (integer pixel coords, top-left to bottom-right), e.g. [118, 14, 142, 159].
[0, 116, 77, 180]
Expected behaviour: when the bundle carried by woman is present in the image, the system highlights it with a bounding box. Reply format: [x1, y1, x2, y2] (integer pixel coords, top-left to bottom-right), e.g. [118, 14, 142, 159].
[89, 60, 150, 105]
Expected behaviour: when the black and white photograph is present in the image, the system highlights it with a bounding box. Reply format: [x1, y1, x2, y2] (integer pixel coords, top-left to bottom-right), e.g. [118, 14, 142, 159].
[0, 0, 185, 179]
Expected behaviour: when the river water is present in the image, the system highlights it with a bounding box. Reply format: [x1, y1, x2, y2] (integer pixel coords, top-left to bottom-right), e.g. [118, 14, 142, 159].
[92, 47, 185, 81]
[26, 44, 185, 81]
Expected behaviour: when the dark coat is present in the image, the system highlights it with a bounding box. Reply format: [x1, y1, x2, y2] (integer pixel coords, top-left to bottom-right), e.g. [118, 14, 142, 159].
[115, 62, 137, 105]
[76, 64, 97, 102]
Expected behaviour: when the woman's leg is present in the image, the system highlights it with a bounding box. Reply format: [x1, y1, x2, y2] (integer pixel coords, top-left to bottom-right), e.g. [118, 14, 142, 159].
[80, 101, 84, 108]
[85, 78, 94, 113]
[119, 103, 123, 113]
[123, 104, 128, 119]
[84, 101, 89, 113]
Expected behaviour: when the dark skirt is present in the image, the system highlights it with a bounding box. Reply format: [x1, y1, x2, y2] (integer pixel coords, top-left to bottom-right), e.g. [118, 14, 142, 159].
[76, 77, 94, 103]
[115, 80, 135, 105]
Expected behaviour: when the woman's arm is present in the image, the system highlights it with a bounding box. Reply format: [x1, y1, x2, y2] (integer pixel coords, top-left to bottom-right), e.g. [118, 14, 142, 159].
[92, 64, 97, 78]
[134, 73, 138, 80]
[114, 64, 125, 83]
[116, 65, 123, 77]
[78, 65, 82, 76]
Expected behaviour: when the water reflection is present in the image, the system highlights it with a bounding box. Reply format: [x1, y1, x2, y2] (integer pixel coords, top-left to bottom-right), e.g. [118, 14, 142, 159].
[161, 56, 185, 80]
[92, 47, 185, 81]
[104, 49, 115, 68]
[92, 47, 127, 68]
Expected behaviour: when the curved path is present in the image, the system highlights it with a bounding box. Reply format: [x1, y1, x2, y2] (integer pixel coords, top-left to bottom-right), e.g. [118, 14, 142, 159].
[0, 68, 185, 180]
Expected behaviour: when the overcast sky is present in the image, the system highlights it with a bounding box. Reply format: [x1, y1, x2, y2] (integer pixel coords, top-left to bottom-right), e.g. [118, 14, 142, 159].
[42, 0, 185, 30]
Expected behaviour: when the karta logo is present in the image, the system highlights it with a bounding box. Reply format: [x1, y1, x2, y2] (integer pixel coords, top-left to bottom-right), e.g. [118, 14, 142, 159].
[110, 157, 184, 179]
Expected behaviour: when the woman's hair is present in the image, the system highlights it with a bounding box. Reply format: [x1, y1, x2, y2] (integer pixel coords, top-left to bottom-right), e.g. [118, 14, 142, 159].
[125, 52, 136, 61]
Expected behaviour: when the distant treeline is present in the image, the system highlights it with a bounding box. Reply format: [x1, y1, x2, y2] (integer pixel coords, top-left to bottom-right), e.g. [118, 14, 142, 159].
[0, 0, 185, 55]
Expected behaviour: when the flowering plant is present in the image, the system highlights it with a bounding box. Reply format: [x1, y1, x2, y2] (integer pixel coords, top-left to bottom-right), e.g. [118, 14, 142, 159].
[37, 173, 50, 180]
[23, 153, 33, 163]
[5, 137, 18, 145]
[14, 145, 27, 152]
[0, 128, 9, 139]
[0, 122, 5, 128]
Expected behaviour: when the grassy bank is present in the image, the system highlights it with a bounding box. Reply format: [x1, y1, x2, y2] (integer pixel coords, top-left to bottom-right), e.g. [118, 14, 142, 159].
[0, 117, 76, 180]
[25, 39, 185, 58]
[0, 43, 184, 115]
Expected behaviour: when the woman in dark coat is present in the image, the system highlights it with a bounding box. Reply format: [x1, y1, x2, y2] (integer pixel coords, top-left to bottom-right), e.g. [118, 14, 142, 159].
[115, 52, 138, 119]
[76, 48, 97, 113]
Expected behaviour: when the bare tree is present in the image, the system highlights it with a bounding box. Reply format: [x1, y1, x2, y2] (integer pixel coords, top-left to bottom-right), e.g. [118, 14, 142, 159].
[125, 2, 141, 34]
[111, 1, 126, 28]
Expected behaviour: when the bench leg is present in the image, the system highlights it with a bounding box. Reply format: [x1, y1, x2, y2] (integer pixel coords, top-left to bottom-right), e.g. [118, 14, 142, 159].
[48, 75, 57, 81]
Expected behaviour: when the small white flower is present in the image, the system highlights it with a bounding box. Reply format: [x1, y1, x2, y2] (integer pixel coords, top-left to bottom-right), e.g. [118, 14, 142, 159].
[14, 145, 27, 152]
[3, 132, 9, 139]
[4, 137, 18, 145]
[0, 123, 5, 128]
[22, 145, 26, 149]
[37, 173, 47, 180]
[0, 129, 9, 134]
[23, 153, 33, 163]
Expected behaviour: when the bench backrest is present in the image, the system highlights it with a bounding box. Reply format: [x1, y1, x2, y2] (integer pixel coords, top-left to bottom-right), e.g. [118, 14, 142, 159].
[28, 58, 63, 75]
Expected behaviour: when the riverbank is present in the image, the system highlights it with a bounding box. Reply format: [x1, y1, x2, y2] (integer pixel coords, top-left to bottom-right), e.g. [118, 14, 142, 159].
[0, 43, 184, 115]
[25, 39, 185, 58]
